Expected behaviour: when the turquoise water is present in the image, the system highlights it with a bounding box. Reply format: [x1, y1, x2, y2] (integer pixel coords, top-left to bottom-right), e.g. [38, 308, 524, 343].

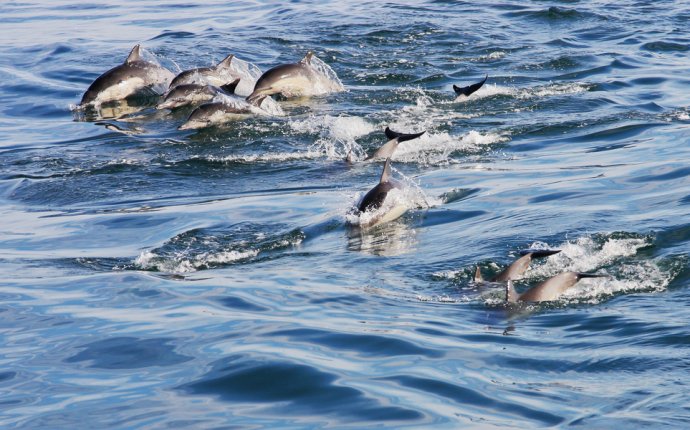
[1, 1, 690, 428]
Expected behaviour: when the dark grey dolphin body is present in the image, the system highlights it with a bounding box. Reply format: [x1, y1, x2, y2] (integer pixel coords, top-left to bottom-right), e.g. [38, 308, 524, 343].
[178, 94, 268, 130]
[506, 272, 607, 303]
[246, 52, 342, 104]
[168, 55, 238, 89]
[80, 45, 174, 106]
[453, 75, 488, 100]
[476, 249, 561, 283]
[355, 159, 409, 228]
[157, 79, 240, 110]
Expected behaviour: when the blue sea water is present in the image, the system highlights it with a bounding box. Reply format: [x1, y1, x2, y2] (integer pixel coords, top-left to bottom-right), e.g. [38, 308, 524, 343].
[1, 0, 689, 428]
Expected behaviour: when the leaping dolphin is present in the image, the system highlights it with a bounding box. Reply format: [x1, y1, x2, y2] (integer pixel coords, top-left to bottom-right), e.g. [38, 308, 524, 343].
[505, 272, 608, 303]
[475, 249, 561, 283]
[355, 158, 410, 228]
[157, 79, 240, 110]
[246, 51, 342, 104]
[178, 94, 269, 130]
[453, 75, 488, 100]
[80, 45, 174, 106]
[168, 55, 239, 90]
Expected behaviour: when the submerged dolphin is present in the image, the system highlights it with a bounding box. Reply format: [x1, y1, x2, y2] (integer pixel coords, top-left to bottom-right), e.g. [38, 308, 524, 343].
[80, 45, 174, 106]
[178, 94, 268, 130]
[355, 158, 410, 228]
[506, 272, 607, 303]
[246, 51, 341, 103]
[157, 79, 240, 110]
[365, 127, 426, 161]
[168, 55, 239, 89]
[476, 249, 561, 282]
[453, 75, 488, 100]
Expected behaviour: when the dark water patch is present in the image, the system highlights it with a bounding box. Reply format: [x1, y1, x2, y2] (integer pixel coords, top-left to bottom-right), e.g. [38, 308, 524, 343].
[265, 328, 444, 358]
[585, 142, 636, 153]
[214, 295, 269, 312]
[629, 166, 690, 183]
[309, 294, 367, 306]
[179, 356, 424, 422]
[529, 191, 586, 204]
[150, 30, 197, 40]
[641, 41, 689, 53]
[65, 337, 192, 369]
[0, 371, 17, 383]
[505, 6, 606, 22]
[416, 209, 486, 229]
[567, 123, 663, 143]
[384, 375, 564, 426]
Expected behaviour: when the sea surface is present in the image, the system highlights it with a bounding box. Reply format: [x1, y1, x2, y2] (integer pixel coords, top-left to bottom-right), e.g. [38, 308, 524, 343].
[1, 1, 689, 428]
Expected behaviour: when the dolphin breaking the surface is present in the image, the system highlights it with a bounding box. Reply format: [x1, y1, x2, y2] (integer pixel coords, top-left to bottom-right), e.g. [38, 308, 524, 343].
[80, 45, 174, 106]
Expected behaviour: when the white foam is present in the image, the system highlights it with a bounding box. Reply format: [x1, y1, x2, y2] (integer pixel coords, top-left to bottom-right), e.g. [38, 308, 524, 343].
[289, 114, 375, 160]
[134, 248, 259, 274]
[227, 57, 262, 96]
[524, 236, 649, 277]
[307, 54, 346, 94]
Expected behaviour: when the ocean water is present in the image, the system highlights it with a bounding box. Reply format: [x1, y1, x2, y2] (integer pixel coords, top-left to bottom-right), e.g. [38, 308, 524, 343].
[1, 1, 689, 428]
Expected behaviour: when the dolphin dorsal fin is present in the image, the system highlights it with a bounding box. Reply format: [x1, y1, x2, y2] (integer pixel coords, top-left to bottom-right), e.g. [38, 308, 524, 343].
[216, 54, 234, 70]
[379, 158, 392, 184]
[126, 44, 141, 64]
[301, 51, 314, 65]
[220, 78, 241, 95]
[475, 266, 483, 283]
[506, 280, 519, 303]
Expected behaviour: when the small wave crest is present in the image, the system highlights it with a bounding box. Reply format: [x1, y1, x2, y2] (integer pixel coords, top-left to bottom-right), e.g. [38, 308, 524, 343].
[133, 223, 304, 273]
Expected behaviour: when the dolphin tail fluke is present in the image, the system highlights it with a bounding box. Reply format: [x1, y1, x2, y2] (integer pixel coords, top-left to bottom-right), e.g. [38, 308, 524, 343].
[474, 266, 483, 283]
[126, 44, 141, 64]
[216, 54, 234, 70]
[453, 74, 488, 97]
[520, 249, 561, 259]
[380, 158, 392, 183]
[220, 78, 241, 95]
[384, 127, 426, 143]
[506, 279, 519, 303]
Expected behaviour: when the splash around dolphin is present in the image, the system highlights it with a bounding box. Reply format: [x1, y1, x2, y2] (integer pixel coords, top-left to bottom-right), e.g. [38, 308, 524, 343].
[80, 45, 174, 106]
[246, 51, 344, 104]
[351, 158, 412, 229]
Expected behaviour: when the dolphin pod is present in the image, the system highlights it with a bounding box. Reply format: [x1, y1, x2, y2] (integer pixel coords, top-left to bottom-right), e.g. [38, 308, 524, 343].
[79, 45, 617, 306]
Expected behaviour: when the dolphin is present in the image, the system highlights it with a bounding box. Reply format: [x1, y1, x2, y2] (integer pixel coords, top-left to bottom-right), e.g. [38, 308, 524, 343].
[365, 127, 426, 161]
[168, 54, 240, 90]
[246, 51, 341, 104]
[157, 79, 240, 110]
[355, 158, 410, 228]
[475, 249, 561, 283]
[178, 94, 268, 130]
[505, 272, 608, 303]
[80, 45, 175, 106]
[453, 75, 488, 100]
